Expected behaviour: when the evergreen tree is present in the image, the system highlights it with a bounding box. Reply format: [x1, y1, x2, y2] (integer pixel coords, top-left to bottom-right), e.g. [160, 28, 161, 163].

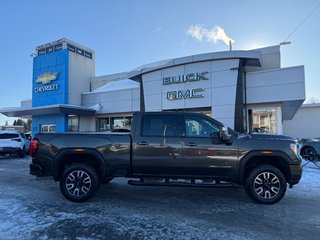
[16, 119, 23, 126]
[26, 119, 32, 132]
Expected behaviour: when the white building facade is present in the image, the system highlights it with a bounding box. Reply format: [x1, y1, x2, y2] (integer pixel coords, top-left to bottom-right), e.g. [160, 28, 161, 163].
[0, 39, 306, 136]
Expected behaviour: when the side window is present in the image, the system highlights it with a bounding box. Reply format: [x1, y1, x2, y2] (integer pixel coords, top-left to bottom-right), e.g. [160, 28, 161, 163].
[20, 133, 26, 139]
[185, 115, 219, 137]
[141, 115, 181, 137]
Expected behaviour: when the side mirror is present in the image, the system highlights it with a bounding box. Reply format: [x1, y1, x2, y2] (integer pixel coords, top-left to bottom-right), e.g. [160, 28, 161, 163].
[220, 126, 233, 145]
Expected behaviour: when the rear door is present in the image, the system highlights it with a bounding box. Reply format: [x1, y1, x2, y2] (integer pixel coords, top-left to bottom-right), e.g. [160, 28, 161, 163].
[132, 113, 184, 176]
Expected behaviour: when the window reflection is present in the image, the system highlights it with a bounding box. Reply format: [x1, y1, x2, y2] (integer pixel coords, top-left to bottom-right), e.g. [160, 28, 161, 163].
[249, 108, 278, 134]
[96, 116, 132, 131]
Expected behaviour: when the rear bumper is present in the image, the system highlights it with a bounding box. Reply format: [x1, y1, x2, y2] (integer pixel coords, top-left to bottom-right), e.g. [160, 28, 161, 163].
[289, 164, 303, 186]
[0, 147, 21, 155]
[29, 163, 43, 176]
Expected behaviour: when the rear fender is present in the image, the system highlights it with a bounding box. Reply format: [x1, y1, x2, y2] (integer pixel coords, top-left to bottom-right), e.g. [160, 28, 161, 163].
[53, 149, 106, 181]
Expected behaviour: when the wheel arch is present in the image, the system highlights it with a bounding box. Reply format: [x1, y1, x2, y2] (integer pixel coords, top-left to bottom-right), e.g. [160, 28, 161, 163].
[239, 151, 292, 185]
[53, 149, 106, 181]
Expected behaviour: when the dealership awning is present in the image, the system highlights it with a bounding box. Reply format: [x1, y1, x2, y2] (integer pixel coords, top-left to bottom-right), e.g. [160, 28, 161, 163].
[128, 49, 262, 79]
[0, 104, 96, 118]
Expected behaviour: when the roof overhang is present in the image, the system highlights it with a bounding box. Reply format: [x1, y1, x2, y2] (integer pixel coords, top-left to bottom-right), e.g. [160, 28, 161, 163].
[282, 100, 304, 120]
[0, 104, 96, 118]
[128, 50, 262, 79]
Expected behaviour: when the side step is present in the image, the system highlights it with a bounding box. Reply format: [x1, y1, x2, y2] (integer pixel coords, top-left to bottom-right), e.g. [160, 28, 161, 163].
[128, 178, 233, 188]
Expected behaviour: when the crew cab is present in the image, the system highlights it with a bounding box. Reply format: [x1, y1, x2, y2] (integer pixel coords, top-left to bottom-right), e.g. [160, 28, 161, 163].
[29, 111, 302, 204]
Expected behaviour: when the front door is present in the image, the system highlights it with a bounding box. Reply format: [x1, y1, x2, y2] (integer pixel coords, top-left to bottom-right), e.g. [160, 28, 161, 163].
[181, 114, 238, 178]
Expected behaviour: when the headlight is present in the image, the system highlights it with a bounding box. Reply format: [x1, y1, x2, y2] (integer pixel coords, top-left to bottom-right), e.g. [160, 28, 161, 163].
[290, 143, 300, 156]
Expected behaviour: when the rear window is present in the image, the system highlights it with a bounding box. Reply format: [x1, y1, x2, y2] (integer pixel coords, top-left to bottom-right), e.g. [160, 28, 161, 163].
[141, 114, 182, 137]
[0, 133, 19, 139]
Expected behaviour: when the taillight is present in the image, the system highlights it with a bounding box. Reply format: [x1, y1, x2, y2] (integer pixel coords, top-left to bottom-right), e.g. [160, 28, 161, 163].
[30, 140, 39, 157]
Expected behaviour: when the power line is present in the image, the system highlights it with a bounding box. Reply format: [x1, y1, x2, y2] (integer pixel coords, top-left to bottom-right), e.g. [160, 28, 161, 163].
[283, 1, 320, 42]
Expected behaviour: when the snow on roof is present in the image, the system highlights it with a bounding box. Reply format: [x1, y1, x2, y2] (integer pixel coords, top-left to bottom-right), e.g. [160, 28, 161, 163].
[92, 79, 140, 93]
[132, 59, 172, 72]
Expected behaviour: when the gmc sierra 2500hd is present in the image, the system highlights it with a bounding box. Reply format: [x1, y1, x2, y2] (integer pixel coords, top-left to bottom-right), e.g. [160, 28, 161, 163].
[29, 111, 302, 204]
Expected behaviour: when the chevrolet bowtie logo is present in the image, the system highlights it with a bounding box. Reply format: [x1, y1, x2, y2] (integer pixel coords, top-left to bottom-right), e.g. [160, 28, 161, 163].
[36, 72, 58, 84]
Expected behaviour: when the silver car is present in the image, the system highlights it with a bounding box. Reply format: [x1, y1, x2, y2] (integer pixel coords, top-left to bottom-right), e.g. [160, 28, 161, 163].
[300, 138, 320, 167]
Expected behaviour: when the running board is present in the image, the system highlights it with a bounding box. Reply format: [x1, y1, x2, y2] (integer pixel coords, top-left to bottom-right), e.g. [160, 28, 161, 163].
[128, 178, 233, 188]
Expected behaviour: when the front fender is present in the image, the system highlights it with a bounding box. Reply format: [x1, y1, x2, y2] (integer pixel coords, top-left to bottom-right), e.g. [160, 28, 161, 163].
[239, 150, 293, 185]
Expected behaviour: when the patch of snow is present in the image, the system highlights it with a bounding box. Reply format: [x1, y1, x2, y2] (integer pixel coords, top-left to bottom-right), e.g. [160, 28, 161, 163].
[93, 79, 140, 93]
[132, 59, 172, 72]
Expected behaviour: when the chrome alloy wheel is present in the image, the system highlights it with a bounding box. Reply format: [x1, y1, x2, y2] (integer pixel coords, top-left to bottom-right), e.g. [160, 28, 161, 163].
[301, 147, 316, 161]
[65, 170, 92, 197]
[254, 172, 280, 199]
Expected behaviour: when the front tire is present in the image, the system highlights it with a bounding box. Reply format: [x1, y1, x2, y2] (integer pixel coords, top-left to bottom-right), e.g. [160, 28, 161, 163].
[245, 164, 287, 204]
[59, 164, 100, 202]
[301, 147, 317, 161]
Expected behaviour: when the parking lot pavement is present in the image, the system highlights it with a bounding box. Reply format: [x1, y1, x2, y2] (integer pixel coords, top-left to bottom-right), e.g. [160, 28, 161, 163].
[0, 156, 320, 240]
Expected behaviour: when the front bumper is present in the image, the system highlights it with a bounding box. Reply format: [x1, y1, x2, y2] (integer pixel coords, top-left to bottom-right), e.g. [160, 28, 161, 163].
[29, 163, 43, 176]
[289, 164, 303, 186]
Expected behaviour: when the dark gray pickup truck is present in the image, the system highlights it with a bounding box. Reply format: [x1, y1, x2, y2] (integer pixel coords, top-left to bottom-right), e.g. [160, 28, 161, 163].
[29, 111, 302, 204]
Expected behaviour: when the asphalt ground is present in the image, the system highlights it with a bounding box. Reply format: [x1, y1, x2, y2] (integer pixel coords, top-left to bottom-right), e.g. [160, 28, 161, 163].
[0, 155, 319, 240]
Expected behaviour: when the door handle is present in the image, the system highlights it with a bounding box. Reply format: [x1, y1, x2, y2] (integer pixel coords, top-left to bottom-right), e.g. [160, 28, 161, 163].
[186, 142, 197, 147]
[137, 141, 148, 146]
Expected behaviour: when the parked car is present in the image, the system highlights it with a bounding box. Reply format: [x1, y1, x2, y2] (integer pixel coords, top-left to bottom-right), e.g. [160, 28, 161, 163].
[300, 138, 320, 162]
[0, 130, 30, 158]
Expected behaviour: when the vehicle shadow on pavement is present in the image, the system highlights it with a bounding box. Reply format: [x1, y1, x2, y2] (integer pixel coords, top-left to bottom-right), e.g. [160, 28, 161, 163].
[95, 178, 250, 206]
[0, 154, 22, 160]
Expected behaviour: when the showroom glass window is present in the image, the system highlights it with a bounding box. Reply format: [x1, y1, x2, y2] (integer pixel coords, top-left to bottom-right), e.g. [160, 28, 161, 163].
[248, 107, 282, 134]
[111, 117, 132, 130]
[96, 116, 132, 131]
[68, 115, 79, 132]
[41, 124, 56, 133]
[97, 118, 110, 131]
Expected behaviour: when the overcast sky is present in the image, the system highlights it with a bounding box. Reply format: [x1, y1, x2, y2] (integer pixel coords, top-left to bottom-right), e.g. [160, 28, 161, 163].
[0, 0, 319, 125]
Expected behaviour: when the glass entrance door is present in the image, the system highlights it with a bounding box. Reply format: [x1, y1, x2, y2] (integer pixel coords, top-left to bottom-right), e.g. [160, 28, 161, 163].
[248, 107, 282, 135]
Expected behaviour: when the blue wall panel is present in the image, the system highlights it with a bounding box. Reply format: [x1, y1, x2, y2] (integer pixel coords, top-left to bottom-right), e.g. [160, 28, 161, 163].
[32, 50, 69, 107]
[32, 49, 69, 134]
[32, 114, 67, 134]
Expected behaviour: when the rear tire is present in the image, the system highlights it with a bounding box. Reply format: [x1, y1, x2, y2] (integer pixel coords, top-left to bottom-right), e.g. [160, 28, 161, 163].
[245, 164, 287, 204]
[19, 146, 26, 158]
[59, 163, 100, 202]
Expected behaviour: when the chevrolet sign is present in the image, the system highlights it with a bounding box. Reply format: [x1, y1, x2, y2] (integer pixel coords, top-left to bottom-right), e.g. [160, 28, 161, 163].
[36, 72, 58, 84]
[35, 72, 59, 93]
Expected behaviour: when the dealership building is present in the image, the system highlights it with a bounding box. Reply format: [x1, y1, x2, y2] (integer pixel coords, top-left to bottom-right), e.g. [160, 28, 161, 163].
[0, 38, 307, 136]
